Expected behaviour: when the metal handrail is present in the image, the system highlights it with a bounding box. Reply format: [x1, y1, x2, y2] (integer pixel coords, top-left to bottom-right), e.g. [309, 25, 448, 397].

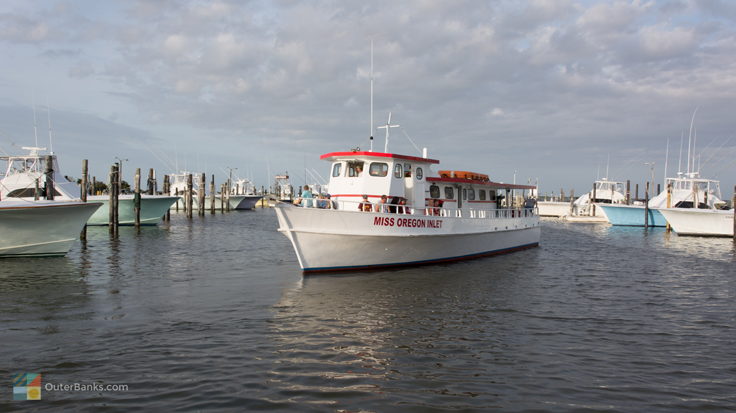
[294, 198, 537, 219]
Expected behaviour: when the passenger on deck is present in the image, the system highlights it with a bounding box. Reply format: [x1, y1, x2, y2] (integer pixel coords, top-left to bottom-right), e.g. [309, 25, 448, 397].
[375, 195, 388, 213]
[398, 197, 410, 214]
[358, 195, 372, 212]
[301, 185, 314, 208]
[316, 193, 329, 209]
[389, 196, 400, 213]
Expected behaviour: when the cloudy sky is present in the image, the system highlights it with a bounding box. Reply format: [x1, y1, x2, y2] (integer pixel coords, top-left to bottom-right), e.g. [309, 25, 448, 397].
[1, 0, 734, 197]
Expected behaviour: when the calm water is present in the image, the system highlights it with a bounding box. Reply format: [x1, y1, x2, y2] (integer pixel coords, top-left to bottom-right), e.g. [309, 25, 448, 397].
[1, 211, 735, 412]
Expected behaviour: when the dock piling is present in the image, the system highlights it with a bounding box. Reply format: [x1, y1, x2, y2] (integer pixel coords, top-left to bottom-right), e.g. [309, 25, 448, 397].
[81, 159, 88, 240]
[591, 182, 596, 216]
[626, 180, 630, 205]
[198, 173, 206, 216]
[134, 168, 141, 227]
[163, 175, 170, 221]
[186, 174, 193, 219]
[210, 175, 216, 214]
[44, 155, 54, 200]
[644, 182, 650, 228]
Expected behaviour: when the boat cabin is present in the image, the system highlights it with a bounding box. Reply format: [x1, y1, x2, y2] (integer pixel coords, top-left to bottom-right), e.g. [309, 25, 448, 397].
[321, 150, 536, 214]
[0, 147, 77, 200]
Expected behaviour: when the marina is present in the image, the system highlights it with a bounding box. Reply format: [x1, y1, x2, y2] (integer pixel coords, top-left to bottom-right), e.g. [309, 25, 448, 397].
[2, 1, 736, 411]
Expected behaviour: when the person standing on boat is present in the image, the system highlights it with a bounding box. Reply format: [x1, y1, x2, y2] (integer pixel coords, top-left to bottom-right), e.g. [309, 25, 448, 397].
[375, 195, 388, 213]
[359, 195, 372, 212]
[301, 185, 314, 208]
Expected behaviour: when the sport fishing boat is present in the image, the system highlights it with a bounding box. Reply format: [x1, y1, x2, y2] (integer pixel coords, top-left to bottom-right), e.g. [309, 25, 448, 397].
[658, 207, 734, 237]
[167, 172, 248, 210]
[0, 147, 177, 226]
[600, 172, 724, 227]
[231, 178, 263, 210]
[0, 199, 101, 256]
[275, 149, 540, 272]
[538, 178, 626, 219]
[274, 173, 293, 202]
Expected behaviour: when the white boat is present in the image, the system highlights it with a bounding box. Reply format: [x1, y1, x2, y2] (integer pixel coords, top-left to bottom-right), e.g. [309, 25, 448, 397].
[276, 150, 540, 272]
[167, 172, 247, 210]
[538, 179, 625, 219]
[273, 173, 293, 202]
[0, 147, 177, 226]
[601, 172, 725, 227]
[0, 199, 101, 257]
[231, 178, 263, 210]
[658, 207, 734, 237]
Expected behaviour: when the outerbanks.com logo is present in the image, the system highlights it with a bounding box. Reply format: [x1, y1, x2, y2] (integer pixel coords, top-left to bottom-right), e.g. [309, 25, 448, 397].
[13, 373, 129, 401]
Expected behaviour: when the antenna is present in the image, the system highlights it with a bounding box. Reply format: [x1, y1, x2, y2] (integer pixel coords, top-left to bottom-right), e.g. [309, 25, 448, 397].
[686, 106, 698, 174]
[46, 99, 54, 154]
[32, 101, 39, 147]
[663, 138, 669, 186]
[693, 126, 697, 174]
[677, 130, 684, 175]
[369, 40, 374, 152]
[377, 112, 399, 153]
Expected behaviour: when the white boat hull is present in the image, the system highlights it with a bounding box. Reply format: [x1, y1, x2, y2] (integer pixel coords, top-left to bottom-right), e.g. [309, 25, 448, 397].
[234, 195, 263, 210]
[658, 208, 734, 237]
[86, 195, 179, 226]
[174, 194, 247, 210]
[537, 201, 570, 217]
[275, 205, 540, 272]
[0, 201, 102, 257]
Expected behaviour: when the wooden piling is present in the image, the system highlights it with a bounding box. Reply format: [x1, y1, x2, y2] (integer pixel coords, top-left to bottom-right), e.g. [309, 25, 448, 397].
[626, 180, 631, 205]
[44, 155, 54, 200]
[635, 184, 639, 202]
[81, 159, 88, 240]
[225, 179, 231, 211]
[198, 173, 206, 216]
[220, 184, 225, 212]
[644, 182, 650, 228]
[34, 178, 40, 200]
[732, 186, 735, 241]
[568, 189, 575, 216]
[657, 183, 661, 196]
[163, 175, 170, 221]
[147, 168, 155, 195]
[666, 183, 672, 232]
[134, 168, 141, 227]
[210, 174, 216, 214]
[109, 164, 119, 235]
[186, 173, 193, 219]
[591, 182, 597, 217]
[175, 188, 180, 212]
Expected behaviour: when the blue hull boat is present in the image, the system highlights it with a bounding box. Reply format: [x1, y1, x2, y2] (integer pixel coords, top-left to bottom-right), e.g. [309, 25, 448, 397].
[599, 204, 667, 227]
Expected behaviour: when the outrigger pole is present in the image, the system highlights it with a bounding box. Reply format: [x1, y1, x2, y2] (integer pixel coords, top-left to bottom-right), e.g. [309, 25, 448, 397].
[369, 40, 374, 152]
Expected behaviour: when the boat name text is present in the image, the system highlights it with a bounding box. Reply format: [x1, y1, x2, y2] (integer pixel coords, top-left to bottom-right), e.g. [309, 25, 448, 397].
[373, 216, 443, 228]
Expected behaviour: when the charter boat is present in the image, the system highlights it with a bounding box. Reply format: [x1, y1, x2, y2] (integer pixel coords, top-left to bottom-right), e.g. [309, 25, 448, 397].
[167, 172, 247, 210]
[0, 199, 101, 257]
[0, 147, 177, 226]
[275, 150, 540, 272]
[273, 173, 294, 202]
[658, 207, 734, 237]
[600, 172, 724, 227]
[538, 178, 625, 219]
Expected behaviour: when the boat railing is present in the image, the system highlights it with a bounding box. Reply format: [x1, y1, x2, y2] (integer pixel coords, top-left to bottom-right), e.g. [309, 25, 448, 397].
[295, 199, 537, 219]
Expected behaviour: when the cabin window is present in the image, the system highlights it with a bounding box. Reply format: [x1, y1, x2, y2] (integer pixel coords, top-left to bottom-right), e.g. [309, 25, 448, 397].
[444, 186, 454, 199]
[462, 188, 467, 200]
[347, 161, 365, 177]
[404, 163, 411, 178]
[479, 189, 486, 200]
[369, 162, 389, 177]
[332, 163, 342, 177]
[489, 190, 497, 201]
[416, 167, 423, 180]
[429, 184, 440, 199]
[7, 188, 61, 197]
[468, 189, 476, 201]
[394, 164, 403, 179]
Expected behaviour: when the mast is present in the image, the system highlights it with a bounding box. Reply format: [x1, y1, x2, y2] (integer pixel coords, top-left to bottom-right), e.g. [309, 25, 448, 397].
[369, 40, 374, 152]
[687, 106, 698, 174]
[33, 102, 39, 148]
[677, 130, 684, 175]
[46, 99, 54, 154]
[663, 137, 669, 186]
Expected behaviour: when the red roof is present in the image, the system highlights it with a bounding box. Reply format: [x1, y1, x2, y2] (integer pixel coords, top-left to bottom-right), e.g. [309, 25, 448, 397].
[320, 151, 440, 164]
[426, 176, 536, 190]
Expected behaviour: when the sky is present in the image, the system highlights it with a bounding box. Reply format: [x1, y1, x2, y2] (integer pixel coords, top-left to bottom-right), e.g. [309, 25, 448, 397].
[1, 0, 735, 198]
